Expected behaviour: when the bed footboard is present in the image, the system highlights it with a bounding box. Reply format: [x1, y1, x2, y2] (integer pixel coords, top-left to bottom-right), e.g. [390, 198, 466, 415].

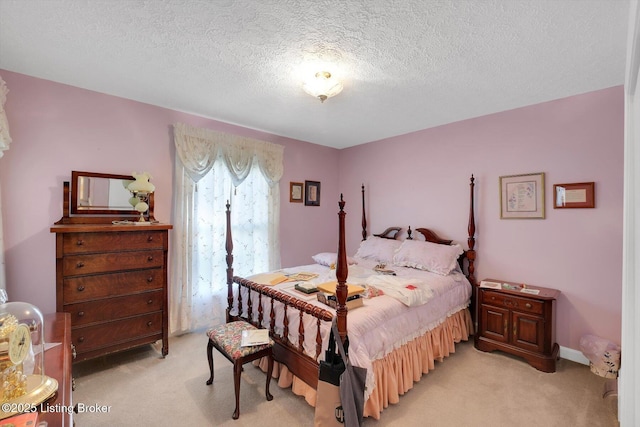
[229, 276, 333, 388]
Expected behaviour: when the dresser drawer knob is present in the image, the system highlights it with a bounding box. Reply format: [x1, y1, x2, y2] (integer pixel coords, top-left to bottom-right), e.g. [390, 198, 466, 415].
[147, 256, 154, 262]
[77, 336, 85, 343]
[77, 285, 85, 292]
[76, 261, 85, 268]
[147, 276, 154, 282]
[525, 303, 532, 309]
[78, 311, 85, 317]
[147, 236, 154, 242]
[147, 321, 153, 327]
[76, 239, 84, 246]
[147, 299, 153, 305]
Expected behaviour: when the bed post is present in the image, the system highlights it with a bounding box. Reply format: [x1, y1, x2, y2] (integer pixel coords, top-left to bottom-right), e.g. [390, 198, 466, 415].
[467, 175, 476, 286]
[225, 200, 234, 323]
[336, 194, 348, 343]
[361, 184, 367, 241]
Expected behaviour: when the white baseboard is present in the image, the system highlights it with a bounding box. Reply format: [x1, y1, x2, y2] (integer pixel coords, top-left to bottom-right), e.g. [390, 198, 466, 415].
[560, 345, 589, 365]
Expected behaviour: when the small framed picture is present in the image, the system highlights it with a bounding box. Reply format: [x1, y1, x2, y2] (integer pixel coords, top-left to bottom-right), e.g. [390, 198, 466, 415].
[499, 172, 545, 219]
[304, 180, 321, 206]
[290, 182, 303, 203]
[553, 182, 595, 208]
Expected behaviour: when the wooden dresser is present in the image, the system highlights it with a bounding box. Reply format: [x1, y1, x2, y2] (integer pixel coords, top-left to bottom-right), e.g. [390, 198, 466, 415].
[51, 173, 172, 362]
[475, 279, 560, 373]
[51, 223, 171, 362]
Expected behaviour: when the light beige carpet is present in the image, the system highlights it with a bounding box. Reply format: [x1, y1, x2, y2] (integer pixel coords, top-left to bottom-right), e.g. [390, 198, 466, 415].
[72, 332, 619, 426]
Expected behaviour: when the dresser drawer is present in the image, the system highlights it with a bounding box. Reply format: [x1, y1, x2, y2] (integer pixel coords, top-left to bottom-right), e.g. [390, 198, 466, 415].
[65, 290, 163, 326]
[63, 268, 163, 303]
[72, 312, 163, 353]
[481, 290, 544, 315]
[63, 231, 165, 254]
[63, 249, 164, 276]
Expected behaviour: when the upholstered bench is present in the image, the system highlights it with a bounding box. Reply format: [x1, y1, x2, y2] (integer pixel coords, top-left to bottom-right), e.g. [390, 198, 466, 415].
[206, 320, 274, 420]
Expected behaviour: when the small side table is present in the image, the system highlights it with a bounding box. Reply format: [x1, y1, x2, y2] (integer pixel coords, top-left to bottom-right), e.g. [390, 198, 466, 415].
[474, 279, 560, 373]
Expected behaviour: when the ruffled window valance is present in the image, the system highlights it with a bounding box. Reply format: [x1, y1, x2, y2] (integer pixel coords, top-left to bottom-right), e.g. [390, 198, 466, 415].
[173, 123, 284, 187]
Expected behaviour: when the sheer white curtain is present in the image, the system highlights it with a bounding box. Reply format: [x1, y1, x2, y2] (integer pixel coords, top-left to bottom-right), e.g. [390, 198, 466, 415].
[620, 1, 640, 425]
[0, 75, 13, 294]
[170, 123, 283, 334]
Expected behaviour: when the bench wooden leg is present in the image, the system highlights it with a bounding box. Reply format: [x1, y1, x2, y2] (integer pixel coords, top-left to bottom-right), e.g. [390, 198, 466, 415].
[233, 359, 243, 420]
[266, 354, 273, 401]
[206, 339, 214, 385]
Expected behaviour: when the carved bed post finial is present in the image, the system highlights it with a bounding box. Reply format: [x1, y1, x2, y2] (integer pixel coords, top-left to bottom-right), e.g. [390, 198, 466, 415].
[336, 194, 348, 343]
[225, 200, 234, 322]
[467, 175, 476, 286]
[361, 184, 367, 241]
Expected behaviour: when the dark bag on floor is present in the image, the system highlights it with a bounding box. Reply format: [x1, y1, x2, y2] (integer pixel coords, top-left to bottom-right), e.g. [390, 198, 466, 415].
[314, 318, 367, 427]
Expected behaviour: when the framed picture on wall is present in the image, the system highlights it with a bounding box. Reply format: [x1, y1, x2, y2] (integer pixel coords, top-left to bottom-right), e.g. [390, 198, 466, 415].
[304, 181, 321, 206]
[553, 182, 595, 208]
[290, 182, 303, 203]
[499, 172, 545, 219]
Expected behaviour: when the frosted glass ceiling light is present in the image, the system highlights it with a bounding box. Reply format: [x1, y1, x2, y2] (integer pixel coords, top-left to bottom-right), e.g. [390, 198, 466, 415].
[302, 71, 343, 103]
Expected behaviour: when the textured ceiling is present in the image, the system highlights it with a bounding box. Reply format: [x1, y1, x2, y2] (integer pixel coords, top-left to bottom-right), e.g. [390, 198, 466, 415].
[0, 0, 630, 149]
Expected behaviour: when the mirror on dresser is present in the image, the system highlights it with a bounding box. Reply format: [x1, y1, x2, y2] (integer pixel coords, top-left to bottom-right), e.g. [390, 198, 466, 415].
[56, 171, 156, 224]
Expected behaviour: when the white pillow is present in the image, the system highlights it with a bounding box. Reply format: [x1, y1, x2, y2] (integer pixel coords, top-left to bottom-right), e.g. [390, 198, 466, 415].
[392, 239, 463, 276]
[312, 252, 357, 267]
[354, 236, 402, 263]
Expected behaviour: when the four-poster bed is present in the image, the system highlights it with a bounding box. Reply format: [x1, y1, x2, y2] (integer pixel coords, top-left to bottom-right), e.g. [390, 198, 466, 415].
[224, 175, 477, 419]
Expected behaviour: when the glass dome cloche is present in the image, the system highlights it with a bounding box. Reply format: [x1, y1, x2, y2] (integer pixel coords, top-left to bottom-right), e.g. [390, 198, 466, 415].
[0, 301, 58, 418]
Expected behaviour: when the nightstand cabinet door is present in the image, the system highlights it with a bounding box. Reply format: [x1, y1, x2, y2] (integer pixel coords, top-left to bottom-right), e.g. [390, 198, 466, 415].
[479, 304, 510, 344]
[512, 311, 545, 354]
[475, 280, 559, 373]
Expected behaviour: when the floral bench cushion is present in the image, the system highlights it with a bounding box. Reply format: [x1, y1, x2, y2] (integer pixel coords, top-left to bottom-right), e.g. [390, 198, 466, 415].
[206, 321, 274, 359]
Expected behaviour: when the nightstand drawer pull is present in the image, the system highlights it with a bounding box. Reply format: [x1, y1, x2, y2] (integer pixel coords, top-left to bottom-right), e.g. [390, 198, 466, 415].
[525, 303, 532, 309]
[147, 276, 154, 282]
[78, 311, 85, 317]
[76, 239, 84, 246]
[147, 299, 153, 305]
[76, 261, 85, 268]
[78, 336, 85, 343]
[147, 236, 154, 242]
[77, 285, 85, 292]
[147, 256, 154, 262]
[147, 321, 153, 327]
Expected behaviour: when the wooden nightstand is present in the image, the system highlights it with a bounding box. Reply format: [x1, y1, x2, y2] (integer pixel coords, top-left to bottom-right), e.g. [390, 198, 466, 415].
[474, 279, 560, 373]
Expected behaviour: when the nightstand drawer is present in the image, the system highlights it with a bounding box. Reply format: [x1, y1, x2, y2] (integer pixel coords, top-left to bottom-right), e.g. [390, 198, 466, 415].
[481, 290, 543, 315]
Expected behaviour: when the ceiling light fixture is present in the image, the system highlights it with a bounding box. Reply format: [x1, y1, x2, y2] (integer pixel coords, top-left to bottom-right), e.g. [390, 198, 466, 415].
[302, 71, 343, 103]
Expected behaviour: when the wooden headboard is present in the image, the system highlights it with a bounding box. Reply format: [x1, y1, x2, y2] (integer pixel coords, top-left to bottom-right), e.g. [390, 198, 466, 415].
[360, 175, 477, 286]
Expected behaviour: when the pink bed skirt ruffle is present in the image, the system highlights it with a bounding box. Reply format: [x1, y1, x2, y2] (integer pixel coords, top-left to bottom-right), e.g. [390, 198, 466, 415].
[256, 308, 473, 420]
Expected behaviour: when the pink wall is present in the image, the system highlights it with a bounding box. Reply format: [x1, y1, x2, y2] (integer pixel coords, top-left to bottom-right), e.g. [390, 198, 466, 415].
[0, 70, 340, 314]
[339, 86, 624, 350]
[0, 69, 624, 352]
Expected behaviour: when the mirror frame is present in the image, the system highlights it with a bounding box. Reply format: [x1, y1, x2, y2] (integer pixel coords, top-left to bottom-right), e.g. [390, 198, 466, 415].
[70, 171, 143, 217]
